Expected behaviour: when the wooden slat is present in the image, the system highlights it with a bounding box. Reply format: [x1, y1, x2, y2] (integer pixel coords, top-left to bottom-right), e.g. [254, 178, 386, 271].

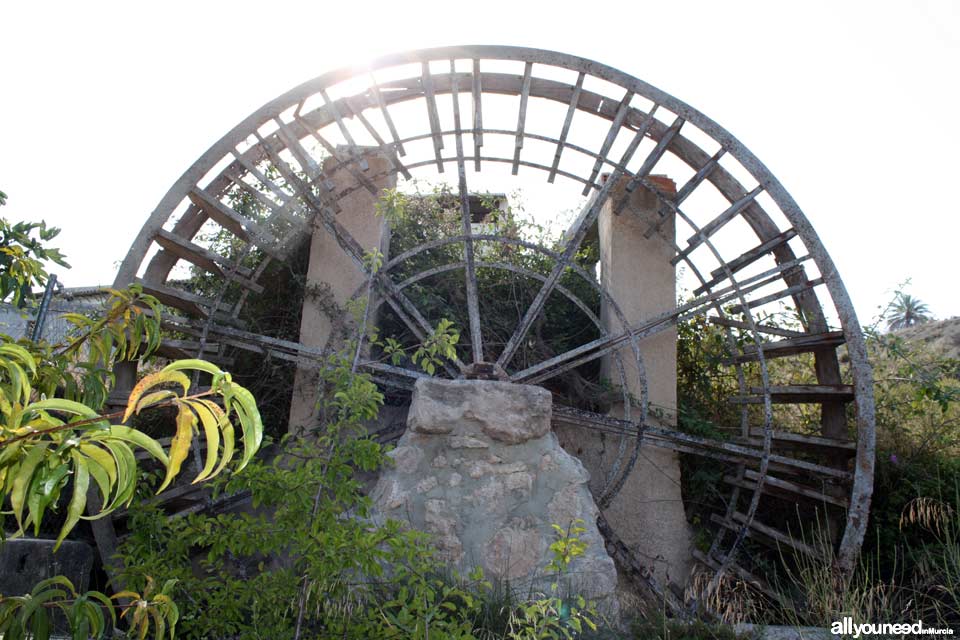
[319, 88, 358, 149]
[472, 59, 483, 171]
[153, 230, 263, 294]
[496, 121, 650, 369]
[295, 122, 379, 195]
[252, 131, 342, 213]
[635, 115, 684, 182]
[448, 59, 484, 363]
[369, 72, 406, 156]
[155, 339, 234, 367]
[724, 469, 849, 508]
[727, 277, 823, 315]
[744, 428, 855, 451]
[550, 406, 852, 480]
[517, 255, 813, 384]
[421, 61, 445, 172]
[548, 72, 584, 183]
[608, 105, 663, 212]
[512, 62, 533, 175]
[229, 151, 291, 203]
[671, 184, 764, 265]
[730, 384, 855, 404]
[708, 316, 805, 338]
[223, 169, 308, 250]
[691, 549, 784, 603]
[694, 229, 798, 294]
[582, 90, 633, 194]
[136, 279, 229, 317]
[273, 117, 321, 177]
[667, 440, 849, 481]
[342, 95, 412, 179]
[643, 148, 727, 239]
[724, 331, 845, 364]
[187, 187, 282, 260]
[711, 512, 824, 560]
[675, 148, 726, 206]
[223, 166, 287, 213]
[154, 229, 249, 277]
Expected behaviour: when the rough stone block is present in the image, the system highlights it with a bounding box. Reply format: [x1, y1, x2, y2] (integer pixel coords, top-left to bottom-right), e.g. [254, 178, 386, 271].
[371, 378, 618, 609]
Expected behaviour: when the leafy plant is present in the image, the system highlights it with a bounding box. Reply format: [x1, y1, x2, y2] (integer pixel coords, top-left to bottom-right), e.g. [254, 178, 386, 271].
[0, 576, 116, 640]
[506, 519, 598, 640]
[1, 354, 261, 548]
[0, 200, 264, 640]
[0, 217, 69, 307]
[412, 318, 460, 375]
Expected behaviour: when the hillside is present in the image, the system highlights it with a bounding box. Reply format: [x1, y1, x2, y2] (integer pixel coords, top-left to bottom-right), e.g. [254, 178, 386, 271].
[893, 316, 960, 359]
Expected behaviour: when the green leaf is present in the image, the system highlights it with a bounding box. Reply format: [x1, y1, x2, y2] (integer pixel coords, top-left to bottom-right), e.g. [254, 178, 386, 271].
[101, 440, 136, 511]
[160, 359, 224, 378]
[210, 404, 235, 479]
[101, 425, 168, 466]
[78, 443, 117, 489]
[82, 453, 111, 517]
[228, 385, 263, 472]
[55, 450, 90, 549]
[10, 441, 50, 531]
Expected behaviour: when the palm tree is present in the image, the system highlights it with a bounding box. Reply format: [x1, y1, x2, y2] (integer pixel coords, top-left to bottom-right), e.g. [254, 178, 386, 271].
[887, 292, 933, 330]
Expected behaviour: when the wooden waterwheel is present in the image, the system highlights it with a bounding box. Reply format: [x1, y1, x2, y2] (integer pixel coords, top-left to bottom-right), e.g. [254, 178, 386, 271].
[109, 46, 875, 609]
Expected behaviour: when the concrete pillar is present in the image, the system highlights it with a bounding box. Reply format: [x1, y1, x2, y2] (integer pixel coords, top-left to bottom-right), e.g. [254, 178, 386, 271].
[602, 175, 693, 587]
[556, 175, 692, 589]
[288, 151, 395, 434]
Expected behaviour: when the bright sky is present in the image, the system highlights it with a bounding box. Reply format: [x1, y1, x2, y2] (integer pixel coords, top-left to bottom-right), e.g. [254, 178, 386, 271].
[2, 0, 958, 325]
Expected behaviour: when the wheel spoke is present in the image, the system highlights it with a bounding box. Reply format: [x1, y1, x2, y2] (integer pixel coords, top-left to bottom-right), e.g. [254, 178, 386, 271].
[263, 141, 464, 375]
[495, 113, 654, 370]
[512, 255, 811, 384]
[451, 60, 484, 364]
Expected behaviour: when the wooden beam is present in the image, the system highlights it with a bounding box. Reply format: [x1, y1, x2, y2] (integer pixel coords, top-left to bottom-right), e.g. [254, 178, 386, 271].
[724, 469, 849, 508]
[724, 331, 845, 364]
[694, 229, 798, 294]
[730, 384, 855, 404]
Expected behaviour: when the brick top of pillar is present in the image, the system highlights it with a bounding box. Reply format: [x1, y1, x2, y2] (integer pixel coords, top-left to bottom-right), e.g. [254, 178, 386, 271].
[599, 172, 676, 197]
[646, 175, 677, 196]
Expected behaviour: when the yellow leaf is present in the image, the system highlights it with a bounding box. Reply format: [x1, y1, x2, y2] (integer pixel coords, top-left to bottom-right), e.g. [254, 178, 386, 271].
[156, 405, 195, 493]
[186, 400, 220, 484]
[123, 370, 191, 423]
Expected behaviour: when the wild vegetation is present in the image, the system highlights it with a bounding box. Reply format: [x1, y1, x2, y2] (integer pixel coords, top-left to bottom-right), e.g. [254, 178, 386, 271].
[3, 181, 958, 638]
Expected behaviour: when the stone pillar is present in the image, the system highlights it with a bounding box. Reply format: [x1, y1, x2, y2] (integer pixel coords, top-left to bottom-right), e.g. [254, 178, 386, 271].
[556, 176, 692, 589]
[371, 378, 619, 607]
[288, 151, 395, 434]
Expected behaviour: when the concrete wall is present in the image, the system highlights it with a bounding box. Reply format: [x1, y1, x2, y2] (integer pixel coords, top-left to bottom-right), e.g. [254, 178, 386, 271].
[288, 152, 395, 434]
[556, 176, 693, 589]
